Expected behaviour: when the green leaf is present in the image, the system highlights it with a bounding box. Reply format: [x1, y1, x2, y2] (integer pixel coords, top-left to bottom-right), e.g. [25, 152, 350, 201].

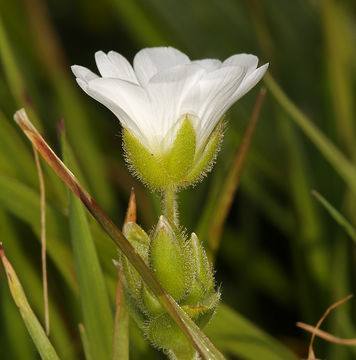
[1, 280, 36, 360]
[205, 303, 299, 360]
[0, 174, 77, 293]
[0, 16, 27, 107]
[265, 73, 356, 196]
[78, 324, 94, 360]
[312, 190, 356, 243]
[197, 89, 265, 259]
[0, 109, 37, 185]
[0, 244, 61, 360]
[112, 269, 129, 360]
[0, 210, 78, 360]
[62, 133, 114, 360]
[15, 108, 226, 360]
[322, 0, 356, 158]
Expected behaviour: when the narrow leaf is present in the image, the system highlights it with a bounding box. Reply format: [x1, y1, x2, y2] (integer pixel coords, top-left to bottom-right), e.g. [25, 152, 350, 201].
[312, 190, 356, 243]
[14, 108, 226, 360]
[0, 243, 61, 360]
[0, 174, 77, 293]
[62, 131, 114, 360]
[203, 88, 266, 259]
[78, 324, 94, 360]
[206, 303, 299, 360]
[265, 73, 356, 196]
[0, 209, 78, 360]
[33, 147, 50, 335]
[112, 187, 134, 360]
[112, 267, 129, 360]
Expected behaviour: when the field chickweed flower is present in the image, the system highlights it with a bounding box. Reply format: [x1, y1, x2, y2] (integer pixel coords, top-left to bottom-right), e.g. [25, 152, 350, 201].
[71, 47, 268, 359]
[72, 47, 268, 189]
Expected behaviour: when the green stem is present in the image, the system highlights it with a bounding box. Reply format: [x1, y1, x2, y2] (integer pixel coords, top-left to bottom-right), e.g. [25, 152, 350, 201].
[163, 185, 178, 226]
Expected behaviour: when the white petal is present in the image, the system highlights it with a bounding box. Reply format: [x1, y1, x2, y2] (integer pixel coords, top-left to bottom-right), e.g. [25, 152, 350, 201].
[85, 78, 153, 149]
[223, 54, 258, 76]
[182, 66, 246, 150]
[75, 78, 89, 93]
[94, 51, 138, 84]
[145, 63, 206, 152]
[133, 47, 190, 87]
[230, 63, 269, 102]
[107, 51, 138, 84]
[71, 65, 99, 83]
[191, 59, 222, 71]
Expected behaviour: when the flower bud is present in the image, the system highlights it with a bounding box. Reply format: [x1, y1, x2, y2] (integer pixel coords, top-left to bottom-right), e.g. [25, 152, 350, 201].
[149, 216, 187, 300]
[121, 222, 150, 306]
[182, 233, 214, 305]
[120, 216, 220, 359]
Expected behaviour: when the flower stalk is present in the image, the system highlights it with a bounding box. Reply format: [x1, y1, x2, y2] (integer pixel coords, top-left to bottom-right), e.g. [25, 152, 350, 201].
[163, 185, 178, 227]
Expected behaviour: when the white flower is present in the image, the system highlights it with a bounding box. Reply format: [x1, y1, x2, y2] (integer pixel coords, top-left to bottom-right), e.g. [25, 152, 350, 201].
[71, 47, 268, 156]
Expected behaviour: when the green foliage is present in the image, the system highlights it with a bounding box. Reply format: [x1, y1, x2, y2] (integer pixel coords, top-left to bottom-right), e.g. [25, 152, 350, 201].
[0, 0, 356, 359]
[63, 134, 114, 360]
[0, 245, 61, 360]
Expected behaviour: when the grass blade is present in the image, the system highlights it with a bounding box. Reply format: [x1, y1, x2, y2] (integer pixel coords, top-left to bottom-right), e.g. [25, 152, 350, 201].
[1, 275, 36, 360]
[79, 324, 94, 360]
[0, 174, 77, 292]
[0, 243, 61, 360]
[206, 303, 299, 360]
[23, 0, 116, 211]
[265, 73, 356, 196]
[205, 88, 266, 259]
[112, 189, 135, 360]
[322, 0, 356, 159]
[0, 15, 27, 107]
[0, 209, 78, 360]
[14, 108, 226, 359]
[33, 147, 50, 335]
[62, 131, 114, 360]
[312, 190, 356, 243]
[112, 267, 129, 360]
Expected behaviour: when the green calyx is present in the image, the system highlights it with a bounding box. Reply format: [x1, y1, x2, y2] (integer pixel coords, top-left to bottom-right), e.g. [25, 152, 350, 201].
[120, 216, 220, 359]
[122, 116, 223, 191]
[149, 216, 187, 300]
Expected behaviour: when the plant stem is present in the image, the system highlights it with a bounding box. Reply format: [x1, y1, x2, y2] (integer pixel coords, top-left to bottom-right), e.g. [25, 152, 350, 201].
[163, 185, 177, 226]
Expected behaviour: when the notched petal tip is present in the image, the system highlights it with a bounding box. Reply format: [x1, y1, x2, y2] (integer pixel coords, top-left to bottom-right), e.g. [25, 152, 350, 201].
[71, 65, 99, 82]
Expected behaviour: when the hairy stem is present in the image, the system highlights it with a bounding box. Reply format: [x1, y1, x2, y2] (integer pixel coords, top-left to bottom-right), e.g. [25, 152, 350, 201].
[163, 185, 178, 227]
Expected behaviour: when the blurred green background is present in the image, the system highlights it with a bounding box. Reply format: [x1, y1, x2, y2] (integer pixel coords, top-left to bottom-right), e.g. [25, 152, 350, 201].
[1, 0, 356, 359]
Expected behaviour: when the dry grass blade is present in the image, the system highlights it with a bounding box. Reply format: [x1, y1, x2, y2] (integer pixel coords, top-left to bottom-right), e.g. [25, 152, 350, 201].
[124, 188, 136, 224]
[33, 146, 50, 335]
[14, 108, 225, 360]
[297, 294, 354, 359]
[208, 87, 266, 259]
[297, 323, 356, 346]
